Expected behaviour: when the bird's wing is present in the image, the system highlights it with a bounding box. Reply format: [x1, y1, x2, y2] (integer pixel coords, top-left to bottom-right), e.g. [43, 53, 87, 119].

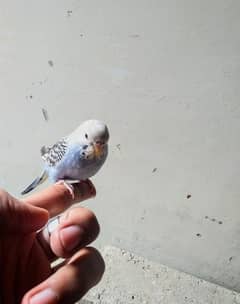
[41, 138, 68, 167]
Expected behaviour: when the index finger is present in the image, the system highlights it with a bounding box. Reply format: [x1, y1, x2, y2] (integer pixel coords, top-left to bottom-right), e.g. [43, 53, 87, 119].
[22, 180, 96, 217]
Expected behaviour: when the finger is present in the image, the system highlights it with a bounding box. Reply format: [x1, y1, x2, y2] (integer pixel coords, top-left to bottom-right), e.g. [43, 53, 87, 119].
[22, 247, 105, 304]
[37, 206, 100, 261]
[23, 180, 96, 217]
[0, 189, 49, 235]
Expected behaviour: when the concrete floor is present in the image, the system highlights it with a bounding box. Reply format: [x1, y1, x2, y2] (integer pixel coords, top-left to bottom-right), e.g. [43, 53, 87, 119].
[79, 246, 240, 304]
[1, 0, 240, 292]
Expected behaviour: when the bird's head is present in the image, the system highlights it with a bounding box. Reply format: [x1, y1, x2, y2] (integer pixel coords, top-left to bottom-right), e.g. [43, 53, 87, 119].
[82, 120, 109, 158]
[70, 120, 109, 158]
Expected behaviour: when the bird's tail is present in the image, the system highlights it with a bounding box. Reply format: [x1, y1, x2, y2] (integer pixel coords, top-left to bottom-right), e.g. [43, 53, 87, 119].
[21, 170, 48, 195]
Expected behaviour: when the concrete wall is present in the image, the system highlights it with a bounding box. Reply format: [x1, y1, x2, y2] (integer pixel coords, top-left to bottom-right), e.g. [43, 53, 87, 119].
[1, 0, 240, 291]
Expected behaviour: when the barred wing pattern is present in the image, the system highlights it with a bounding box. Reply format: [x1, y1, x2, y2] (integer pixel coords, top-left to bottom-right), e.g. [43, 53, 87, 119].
[41, 138, 68, 167]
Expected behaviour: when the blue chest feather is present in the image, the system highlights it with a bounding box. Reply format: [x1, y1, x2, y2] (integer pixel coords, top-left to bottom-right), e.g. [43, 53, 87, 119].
[46, 144, 107, 182]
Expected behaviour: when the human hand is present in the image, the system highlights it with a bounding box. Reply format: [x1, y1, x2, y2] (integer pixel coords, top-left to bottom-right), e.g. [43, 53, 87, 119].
[0, 180, 105, 303]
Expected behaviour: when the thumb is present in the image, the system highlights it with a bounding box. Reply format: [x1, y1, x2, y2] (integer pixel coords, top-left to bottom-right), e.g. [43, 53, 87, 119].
[0, 189, 49, 234]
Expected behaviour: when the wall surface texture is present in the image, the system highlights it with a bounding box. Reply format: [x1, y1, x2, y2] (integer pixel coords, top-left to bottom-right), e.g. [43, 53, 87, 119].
[1, 0, 240, 291]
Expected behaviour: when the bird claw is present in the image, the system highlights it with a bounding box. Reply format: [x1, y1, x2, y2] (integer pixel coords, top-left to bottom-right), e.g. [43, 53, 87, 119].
[56, 180, 75, 199]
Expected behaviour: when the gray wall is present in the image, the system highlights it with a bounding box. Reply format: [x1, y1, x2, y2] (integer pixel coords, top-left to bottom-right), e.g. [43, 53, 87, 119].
[1, 0, 240, 291]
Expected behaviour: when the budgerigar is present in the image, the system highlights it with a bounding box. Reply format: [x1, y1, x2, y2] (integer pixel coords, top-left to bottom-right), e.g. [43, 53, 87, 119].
[21, 119, 109, 195]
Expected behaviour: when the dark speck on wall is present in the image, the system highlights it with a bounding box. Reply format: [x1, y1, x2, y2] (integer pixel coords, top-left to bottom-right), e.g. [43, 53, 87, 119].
[152, 167, 157, 173]
[116, 144, 121, 150]
[205, 216, 223, 225]
[25, 95, 33, 100]
[229, 256, 233, 262]
[67, 10, 72, 17]
[31, 78, 48, 86]
[48, 60, 54, 67]
[186, 194, 192, 199]
[129, 34, 140, 38]
[42, 108, 49, 121]
[80, 34, 84, 37]
[196, 233, 202, 237]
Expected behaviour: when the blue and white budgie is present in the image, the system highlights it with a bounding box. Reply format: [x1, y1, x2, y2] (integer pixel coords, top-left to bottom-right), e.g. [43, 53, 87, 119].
[21, 119, 109, 195]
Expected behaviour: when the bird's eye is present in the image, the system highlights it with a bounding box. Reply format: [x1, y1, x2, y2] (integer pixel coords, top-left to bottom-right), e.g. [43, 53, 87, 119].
[85, 133, 88, 139]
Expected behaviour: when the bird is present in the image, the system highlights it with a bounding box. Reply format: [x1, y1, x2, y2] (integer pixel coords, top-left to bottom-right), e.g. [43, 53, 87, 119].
[21, 119, 109, 196]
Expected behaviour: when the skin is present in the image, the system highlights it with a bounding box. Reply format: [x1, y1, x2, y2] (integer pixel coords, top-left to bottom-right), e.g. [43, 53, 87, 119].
[0, 181, 105, 304]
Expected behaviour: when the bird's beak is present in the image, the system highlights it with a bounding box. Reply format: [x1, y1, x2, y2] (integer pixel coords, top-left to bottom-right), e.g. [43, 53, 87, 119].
[93, 142, 104, 158]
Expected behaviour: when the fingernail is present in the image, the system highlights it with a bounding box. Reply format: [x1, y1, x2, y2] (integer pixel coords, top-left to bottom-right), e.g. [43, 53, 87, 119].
[30, 288, 58, 304]
[60, 225, 84, 251]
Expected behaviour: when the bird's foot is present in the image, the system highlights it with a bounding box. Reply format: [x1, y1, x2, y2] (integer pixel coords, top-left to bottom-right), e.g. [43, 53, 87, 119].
[56, 180, 75, 199]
